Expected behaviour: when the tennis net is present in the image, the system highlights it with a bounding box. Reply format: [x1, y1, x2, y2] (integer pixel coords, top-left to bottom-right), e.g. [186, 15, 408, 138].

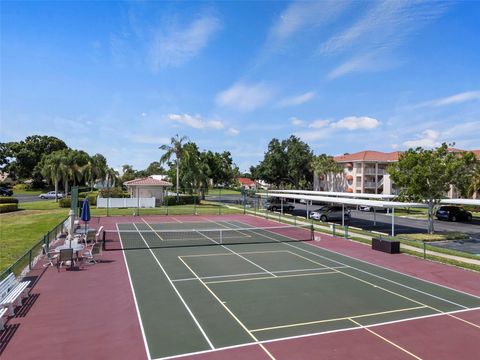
[103, 224, 314, 250]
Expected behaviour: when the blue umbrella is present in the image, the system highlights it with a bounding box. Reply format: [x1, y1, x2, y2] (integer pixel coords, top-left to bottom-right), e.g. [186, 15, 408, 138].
[80, 198, 91, 241]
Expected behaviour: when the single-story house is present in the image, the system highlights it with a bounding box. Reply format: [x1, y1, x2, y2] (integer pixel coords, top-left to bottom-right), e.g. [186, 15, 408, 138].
[124, 176, 173, 205]
[238, 178, 256, 190]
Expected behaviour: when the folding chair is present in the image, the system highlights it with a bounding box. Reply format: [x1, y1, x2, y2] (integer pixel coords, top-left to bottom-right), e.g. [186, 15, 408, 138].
[84, 243, 102, 264]
[57, 249, 74, 271]
[42, 244, 58, 267]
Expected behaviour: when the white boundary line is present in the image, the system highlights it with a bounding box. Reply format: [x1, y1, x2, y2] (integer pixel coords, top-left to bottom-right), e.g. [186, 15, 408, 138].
[131, 223, 215, 350]
[117, 223, 152, 360]
[224, 221, 476, 309]
[154, 306, 480, 360]
[142, 218, 164, 241]
[195, 228, 277, 278]
[242, 215, 480, 301]
[172, 266, 348, 283]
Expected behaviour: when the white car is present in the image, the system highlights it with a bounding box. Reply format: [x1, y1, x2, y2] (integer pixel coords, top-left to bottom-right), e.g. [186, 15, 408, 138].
[39, 191, 64, 199]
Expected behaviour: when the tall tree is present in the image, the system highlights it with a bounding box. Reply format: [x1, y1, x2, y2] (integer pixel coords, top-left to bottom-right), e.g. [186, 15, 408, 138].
[282, 135, 313, 188]
[388, 144, 475, 233]
[159, 134, 189, 200]
[467, 164, 480, 198]
[3, 135, 67, 182]
[37, 151, 65, 201]
[84, 154, 108, 191]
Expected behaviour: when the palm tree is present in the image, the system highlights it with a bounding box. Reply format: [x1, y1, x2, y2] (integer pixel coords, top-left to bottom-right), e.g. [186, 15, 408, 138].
[159, 134, 189, 200]
[84, 154, 108, 191]
[311, 154, 343, 191]
[39, 151, 64, 202]
[467, 164, 480, 199]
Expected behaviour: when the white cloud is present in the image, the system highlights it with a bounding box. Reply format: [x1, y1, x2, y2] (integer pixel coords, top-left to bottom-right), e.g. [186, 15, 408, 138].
[309, 119, 330, 128]
[141, 112, 147, 117]
[215, 82, 274, 111]
[279, 91, 315, 107]
[417, 91, 480, 108]
[167, 113, 225, 129]
[149, 14, 221, 71]
[403, 129, 440, 148]
[321, 1, 448, 78]
[331, 116, 380, 130]
[291, 117, 305, 126]
[269, 1, 350, 42]
[226, 128, 240, 136]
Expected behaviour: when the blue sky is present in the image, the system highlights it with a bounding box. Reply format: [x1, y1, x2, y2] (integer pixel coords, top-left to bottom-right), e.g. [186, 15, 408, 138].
[1, 0, 479, 173]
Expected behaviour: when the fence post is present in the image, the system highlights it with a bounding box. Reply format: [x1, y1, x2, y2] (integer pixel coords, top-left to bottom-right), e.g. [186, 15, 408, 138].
[332, 223, 336, 237]
[345, 226, 349, 239]
[194, 193, 197, 215]
[29, 249, 32, 270]
[423, 241, 426, 259]
[102, 231, 106, 251]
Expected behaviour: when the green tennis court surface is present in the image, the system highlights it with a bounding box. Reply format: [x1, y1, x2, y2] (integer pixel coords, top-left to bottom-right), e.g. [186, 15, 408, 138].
[116, 220, 480, 359]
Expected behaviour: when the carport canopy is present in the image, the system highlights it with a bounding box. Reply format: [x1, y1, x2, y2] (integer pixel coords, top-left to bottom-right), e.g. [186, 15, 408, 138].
[267, 189, 396, 200]
[257, 191, 427, 237]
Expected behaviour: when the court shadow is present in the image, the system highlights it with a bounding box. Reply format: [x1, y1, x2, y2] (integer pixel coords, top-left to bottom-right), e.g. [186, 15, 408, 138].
[0, 323, 20, 356]
[13, 293, 40, 318]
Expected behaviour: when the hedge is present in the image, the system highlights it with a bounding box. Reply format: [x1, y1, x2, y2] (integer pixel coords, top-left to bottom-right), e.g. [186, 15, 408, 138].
[99, 188, 130, 198]
[59, 198, 72, 208]
[165, 195, 200, 206]
[78, 193, 98, 206]
[0, 197, 19, 204]
[0, 203, 18, 213]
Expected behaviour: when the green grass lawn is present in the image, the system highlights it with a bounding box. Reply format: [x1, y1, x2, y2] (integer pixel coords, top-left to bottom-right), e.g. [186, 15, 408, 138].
[0, 200, 242, 274]
[0, 206, 68, 274]
[205, 188, 241, 195]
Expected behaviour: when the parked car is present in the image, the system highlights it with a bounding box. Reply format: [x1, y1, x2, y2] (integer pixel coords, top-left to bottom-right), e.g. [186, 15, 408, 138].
[359, 205, 386, 212]
[39, 191, 64, 199]
[435, 206, 472, 222]
[0, 187, 13, 196]
[263, 198, 295, 212]
[310, 206, 351, 222]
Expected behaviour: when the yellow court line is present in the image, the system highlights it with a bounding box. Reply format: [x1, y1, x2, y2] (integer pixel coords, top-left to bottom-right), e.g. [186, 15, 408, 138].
[251, 305, 428, 333]
[177, 256, 277, 360]
[142, 218, 164, 241]
[205, 271, 338, 285]
[279, 249, 447, 315]
[349, 318, 423, 359]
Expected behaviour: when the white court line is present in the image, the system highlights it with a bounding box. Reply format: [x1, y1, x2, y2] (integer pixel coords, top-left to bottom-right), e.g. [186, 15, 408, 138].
[195, 229, 277, 278]
[172, 266, 348, 282]
[154, 306, 480, 360]
[241, 218, 480, 301]
[117, 224, 152, 360]
[171, 217, 182, 223]
[132, 223, 214, 350]
[142, 218, 164, 241]
[224, 221, 474, 310]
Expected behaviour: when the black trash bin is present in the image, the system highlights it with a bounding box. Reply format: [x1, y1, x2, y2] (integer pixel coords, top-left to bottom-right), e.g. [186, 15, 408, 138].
[372, 238, 400, 254]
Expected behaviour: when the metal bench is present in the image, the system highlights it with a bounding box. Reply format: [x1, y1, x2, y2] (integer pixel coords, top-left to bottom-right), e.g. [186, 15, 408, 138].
[0, 307, 8, 330]
[0, 273, 30, 316]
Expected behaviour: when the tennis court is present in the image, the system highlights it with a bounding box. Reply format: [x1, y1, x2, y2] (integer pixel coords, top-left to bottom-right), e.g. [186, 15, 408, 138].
[105, 217, 480, 360]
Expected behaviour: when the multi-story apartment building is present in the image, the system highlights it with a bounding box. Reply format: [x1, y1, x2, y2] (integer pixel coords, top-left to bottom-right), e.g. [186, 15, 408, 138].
[314, 149, 480, 197]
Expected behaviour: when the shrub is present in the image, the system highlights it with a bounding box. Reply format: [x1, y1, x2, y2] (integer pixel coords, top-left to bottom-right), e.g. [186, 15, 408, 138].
[0, 197, 19, 204]
[78, 192, 98, 206]
[59, 197, 71, 208]
[13, 183, 30, 191]
[165, 195, 200, 206]
[99, 187, 130, 198]
[0, 203, 18, 213]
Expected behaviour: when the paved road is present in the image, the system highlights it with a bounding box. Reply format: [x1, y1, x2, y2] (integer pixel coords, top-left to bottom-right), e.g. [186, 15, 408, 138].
[14, 194, 48, 203]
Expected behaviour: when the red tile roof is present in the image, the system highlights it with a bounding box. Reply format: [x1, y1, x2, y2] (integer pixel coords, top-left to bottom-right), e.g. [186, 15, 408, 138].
[124, 177, 172, 186]
[238, 177, 256, 186]
[334, 151, 401, 163]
